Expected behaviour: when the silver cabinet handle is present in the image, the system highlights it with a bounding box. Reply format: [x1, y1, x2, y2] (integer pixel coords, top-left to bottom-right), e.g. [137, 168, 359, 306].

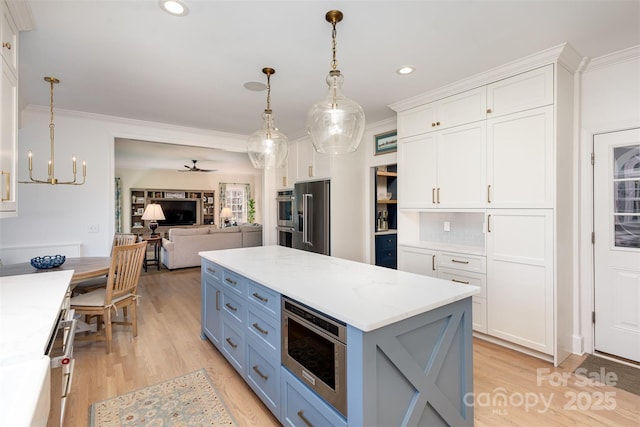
[215, 290, 220, 311]
[297, 410, 314, 427]
[252, 322, 268, 335]
[225, 277, 237, 285]
[225, 302, 237, 312]
[452, 279, 470, 285]
[206, 266, 216, 274]
[487, 184, 492, 203]
[487, 214, 492, 233]
[451, 259, 469, 264]
[252, 365, 269, 381]
[436, 187, 441, 204]
[432, 254, 436, 271]
[252, 292, 268, 302]
[225, 337, 238, 349]
[432, 188, 436, 204]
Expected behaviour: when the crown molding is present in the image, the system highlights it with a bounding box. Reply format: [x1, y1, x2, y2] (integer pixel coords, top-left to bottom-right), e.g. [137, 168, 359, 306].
[389, 43, 584, 113]
[584, 45, 640, 72]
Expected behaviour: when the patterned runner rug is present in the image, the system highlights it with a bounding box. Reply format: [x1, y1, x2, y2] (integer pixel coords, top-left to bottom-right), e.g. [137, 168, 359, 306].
[89, 369, 237, 426]
[574, 354, 640, 396]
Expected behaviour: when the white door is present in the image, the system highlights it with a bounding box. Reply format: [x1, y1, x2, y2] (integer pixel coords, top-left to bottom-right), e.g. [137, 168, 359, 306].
[594, 128, 640, 362]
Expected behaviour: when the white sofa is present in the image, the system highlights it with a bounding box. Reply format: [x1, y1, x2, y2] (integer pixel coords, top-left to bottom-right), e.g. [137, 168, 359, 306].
[160, 225, 262, 270]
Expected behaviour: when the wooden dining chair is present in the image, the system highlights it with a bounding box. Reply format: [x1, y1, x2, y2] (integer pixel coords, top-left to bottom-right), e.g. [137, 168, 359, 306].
[70, 241, 147, 353]
[73, 233, 137, 295]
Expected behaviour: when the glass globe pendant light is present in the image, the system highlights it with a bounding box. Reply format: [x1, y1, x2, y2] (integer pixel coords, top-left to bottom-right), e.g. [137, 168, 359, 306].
[247, 67, 288, 169]
[307, 10, 365, 155]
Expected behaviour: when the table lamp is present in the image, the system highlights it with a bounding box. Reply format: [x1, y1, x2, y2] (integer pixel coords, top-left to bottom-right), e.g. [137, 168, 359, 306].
[141, 203, 165, 236]
[220, 207, 233, 227]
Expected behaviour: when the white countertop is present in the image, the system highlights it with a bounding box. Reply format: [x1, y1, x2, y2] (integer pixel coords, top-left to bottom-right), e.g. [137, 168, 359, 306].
[0, 270, 73, 364]
[0, 270, 73, 426]
[200, 246, 479, 332]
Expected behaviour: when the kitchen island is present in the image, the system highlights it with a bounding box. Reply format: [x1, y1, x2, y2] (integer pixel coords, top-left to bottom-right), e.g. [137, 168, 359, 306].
[200, 246, 479, 426]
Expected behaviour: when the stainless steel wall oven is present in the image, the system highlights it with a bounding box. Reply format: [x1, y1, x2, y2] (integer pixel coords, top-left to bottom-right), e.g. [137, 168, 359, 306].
[276, 190, 294, 227]
[282, 296, 347, 417]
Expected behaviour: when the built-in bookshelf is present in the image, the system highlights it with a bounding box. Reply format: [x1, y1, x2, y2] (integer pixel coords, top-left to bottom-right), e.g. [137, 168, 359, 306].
[130, 188, 215, 237]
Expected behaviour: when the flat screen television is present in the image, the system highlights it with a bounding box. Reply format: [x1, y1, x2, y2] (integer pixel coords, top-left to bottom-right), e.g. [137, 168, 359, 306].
[157, 200, 197, 226]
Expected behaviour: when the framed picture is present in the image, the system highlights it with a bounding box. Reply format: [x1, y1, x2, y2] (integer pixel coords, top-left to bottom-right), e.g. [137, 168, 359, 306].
[136, 208, 144, 215]
[375, 130, 397, 155]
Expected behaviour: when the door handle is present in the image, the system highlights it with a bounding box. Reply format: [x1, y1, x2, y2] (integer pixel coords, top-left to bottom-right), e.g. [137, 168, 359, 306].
[487, 214, 492, 233]
[487, 184, 492, 203]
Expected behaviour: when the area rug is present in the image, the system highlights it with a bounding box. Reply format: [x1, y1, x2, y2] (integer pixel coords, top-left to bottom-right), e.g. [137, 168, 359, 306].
[574, 354, 640, 396]
[89, 369, 237, 426]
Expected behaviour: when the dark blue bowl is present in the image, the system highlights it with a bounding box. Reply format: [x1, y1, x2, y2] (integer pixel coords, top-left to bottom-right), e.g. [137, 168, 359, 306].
[30, 255, 66, 269]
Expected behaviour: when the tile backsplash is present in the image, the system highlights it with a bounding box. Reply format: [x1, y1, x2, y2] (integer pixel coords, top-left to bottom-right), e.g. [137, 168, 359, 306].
[419, 212, 485, 247]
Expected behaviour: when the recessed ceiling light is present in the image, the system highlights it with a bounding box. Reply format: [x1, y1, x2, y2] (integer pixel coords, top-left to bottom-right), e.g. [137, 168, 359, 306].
[397, 66, 415, 75]
[243, 81, 267, 92]
[159, 0, 189, 16]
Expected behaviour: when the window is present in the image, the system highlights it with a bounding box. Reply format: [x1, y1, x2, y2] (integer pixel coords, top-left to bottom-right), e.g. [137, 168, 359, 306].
[220, 183, 251, 224]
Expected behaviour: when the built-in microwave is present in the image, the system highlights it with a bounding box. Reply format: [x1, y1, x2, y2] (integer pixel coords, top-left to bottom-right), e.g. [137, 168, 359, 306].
[276, 190, 294, 227]
[282, 296, 347, 417]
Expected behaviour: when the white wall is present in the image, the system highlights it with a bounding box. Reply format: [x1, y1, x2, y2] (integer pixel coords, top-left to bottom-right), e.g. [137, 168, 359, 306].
[578, 46, 640, 354]
[0, 106, 253, 257]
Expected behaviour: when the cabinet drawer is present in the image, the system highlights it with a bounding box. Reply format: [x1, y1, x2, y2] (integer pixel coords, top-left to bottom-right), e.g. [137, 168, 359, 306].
[222, 320, 244, 373]
[222, 269, 246, 295]
[246, 340, 279, 415]
[202, 261, 222, 282]
[247, 280, 280, 319]
[438, 267, 486, 298]
[247, 308, 279, 352]
[375, 234, 397, 251]
[437, 252, 486, 274]
[222, 291, 244, 325]
[281, 367, 347, 427]
[375, 249, 397, 269]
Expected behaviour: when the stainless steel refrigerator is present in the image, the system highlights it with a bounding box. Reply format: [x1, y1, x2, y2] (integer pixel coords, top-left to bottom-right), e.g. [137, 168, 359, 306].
[293, 180, 330, 255]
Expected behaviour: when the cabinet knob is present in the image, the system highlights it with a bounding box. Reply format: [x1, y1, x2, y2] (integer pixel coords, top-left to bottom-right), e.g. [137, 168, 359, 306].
[2, 42, 11, 50]
[436, 121, 440, 126]
[486, 108, 492, 114]
[431, 122, 436, 127]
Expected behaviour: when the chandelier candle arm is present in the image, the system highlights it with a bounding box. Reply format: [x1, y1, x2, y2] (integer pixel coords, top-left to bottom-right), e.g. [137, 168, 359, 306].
[306, 10, 365, 155]
[20, 76, 86, 185]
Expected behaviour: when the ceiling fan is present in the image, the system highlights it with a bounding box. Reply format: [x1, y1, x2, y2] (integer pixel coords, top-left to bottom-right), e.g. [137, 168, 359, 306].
[179, 160, 217, 173]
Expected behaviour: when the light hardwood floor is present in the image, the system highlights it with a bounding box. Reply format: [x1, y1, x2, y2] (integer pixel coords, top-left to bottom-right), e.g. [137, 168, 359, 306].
[66, 267, 640, 426]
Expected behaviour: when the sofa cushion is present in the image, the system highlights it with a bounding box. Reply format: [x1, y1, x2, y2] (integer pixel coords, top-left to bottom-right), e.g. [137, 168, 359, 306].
[168, 227, 209, 240]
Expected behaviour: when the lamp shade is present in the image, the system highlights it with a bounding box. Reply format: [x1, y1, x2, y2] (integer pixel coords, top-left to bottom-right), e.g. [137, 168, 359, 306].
[141, 203, 165, 221]
[220, 207, 232, 219]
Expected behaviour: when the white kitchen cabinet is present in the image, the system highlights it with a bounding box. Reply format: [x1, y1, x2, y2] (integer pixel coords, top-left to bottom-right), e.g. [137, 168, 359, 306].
[398, 121, 485, 209]
[487, 106, 554, 208]
[393, 44, 579, 365]
[397, 245, 437, 277]
[438, 267, 487, 333]
[296, 139, 331, 182]
[486, 64, 553, 118]
[0, 0, 30, 218]
[397, 86, 486, 138]
[0, 59, 16, 216]
[0, 1, 18, 217]
[1, 2, 16, 74]
[277, 141, 298, 189]
[486, 210, 553, 354]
